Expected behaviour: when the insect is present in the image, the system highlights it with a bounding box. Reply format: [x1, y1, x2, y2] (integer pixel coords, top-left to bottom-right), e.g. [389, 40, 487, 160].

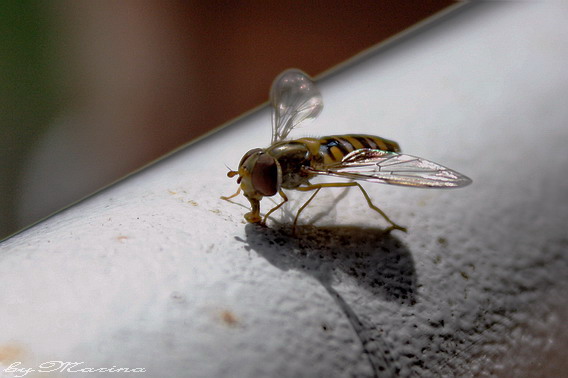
[222, 69, 471, 232]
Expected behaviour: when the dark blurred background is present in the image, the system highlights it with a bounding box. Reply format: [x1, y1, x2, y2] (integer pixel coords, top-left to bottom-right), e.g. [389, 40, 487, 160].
[1, 1, 454, 239]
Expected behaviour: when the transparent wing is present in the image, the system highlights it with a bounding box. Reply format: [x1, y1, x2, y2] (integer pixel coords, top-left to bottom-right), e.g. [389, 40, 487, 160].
[270, 69, 323, 144]
[305, 149, 472, 188]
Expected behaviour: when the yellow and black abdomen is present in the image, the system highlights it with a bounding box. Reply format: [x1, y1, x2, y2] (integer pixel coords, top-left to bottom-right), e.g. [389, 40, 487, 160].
[317, 135, 400, 165]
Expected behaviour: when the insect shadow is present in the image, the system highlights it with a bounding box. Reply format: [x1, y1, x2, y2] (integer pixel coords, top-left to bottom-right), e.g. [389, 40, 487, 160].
[242, 223, 416, 377]
[242, 223, 417, 306]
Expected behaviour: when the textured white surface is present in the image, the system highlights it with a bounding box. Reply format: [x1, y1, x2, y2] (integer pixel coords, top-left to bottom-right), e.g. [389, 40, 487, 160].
[1, 2, 568, 377]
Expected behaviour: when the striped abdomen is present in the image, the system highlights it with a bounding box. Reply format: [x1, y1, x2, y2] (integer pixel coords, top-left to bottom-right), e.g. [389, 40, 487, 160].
[317, 134, 400, 165]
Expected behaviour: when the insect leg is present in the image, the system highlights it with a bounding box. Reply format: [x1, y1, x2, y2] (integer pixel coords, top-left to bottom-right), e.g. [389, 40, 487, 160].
[351, 182, 407, 232]
[262, 190, 289, 225]
[245, 198, 262, 223]
[292, 187, 322, 232]
[220, 187, 241, 201]
[296, 182, 407, 232]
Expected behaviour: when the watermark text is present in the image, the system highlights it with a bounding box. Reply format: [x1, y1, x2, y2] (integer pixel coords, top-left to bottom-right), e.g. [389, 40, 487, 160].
[3, 361, 146, 377]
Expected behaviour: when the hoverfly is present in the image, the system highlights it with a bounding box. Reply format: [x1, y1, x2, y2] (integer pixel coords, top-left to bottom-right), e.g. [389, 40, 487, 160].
[222, 69, 471, 232]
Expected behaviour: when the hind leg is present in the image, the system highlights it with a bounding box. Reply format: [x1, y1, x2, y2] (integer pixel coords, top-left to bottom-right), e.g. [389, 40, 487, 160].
[295, 182, 407, 232]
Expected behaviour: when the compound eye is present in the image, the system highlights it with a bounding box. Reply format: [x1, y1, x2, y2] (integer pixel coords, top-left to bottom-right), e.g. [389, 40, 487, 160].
[239, 148, 263, 168]
[251, 154, 279, 196]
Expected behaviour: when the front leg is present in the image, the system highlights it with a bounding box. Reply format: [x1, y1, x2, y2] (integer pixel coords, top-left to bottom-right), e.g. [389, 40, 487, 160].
[244, 196, 262, 223]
